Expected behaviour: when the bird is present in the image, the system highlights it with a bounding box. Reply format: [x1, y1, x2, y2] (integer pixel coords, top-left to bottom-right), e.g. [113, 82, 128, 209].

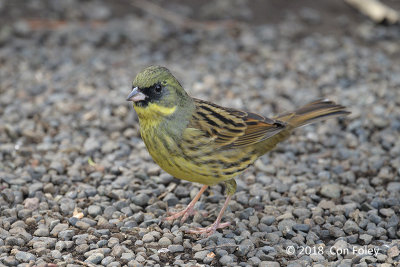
[126, 65, 349, 236]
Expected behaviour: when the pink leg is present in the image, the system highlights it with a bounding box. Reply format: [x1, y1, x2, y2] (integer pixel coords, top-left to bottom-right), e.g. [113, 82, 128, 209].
[186, 194, 232, 236]
[165, 185, 208, 223]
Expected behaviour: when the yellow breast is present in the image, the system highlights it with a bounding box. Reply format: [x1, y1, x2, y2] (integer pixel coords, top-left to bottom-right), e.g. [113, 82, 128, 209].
[139, 124, 257, 186]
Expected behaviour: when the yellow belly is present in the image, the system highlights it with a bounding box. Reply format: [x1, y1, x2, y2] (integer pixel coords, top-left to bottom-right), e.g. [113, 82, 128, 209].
[140, 127, 257, 186]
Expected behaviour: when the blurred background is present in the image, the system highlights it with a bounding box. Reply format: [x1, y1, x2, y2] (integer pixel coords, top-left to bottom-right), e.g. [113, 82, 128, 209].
[1, 0, 399, 153]
[1, 0, 400, 266]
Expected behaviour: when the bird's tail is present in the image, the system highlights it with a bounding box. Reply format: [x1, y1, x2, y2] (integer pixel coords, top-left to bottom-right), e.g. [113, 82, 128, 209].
[276, 99, 350, 128]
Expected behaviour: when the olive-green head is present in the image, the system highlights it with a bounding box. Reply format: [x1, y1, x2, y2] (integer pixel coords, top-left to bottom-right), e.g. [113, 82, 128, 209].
[127, 66, 190, 110]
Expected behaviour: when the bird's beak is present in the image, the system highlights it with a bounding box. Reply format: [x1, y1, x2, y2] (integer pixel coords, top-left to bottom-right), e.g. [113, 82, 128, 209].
[126, 87, 147, 102]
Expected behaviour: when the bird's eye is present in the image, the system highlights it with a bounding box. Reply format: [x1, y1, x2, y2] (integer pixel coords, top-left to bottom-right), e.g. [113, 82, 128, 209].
[155, 84, 162, 93]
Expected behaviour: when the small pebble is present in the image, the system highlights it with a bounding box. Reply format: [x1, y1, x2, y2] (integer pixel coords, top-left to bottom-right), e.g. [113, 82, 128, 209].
[320, 184, 341, 199]
[168, 245, 184, 253]
[15, 251, 36, 262]
[86, 253, 104, 264]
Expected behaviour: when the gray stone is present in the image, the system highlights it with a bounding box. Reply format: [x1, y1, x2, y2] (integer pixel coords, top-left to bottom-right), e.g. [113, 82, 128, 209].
[261, 216, 276, 225]
[55, 240, 67, 251]
[60, 198, 76, 215]
[347, 234, 358, 244]
[112, 245, 125, 257]
[58, 229, 75, 240]
[318, 171, 331, 180]
[168, 244, 184, 253]
[219, 254, 234, 265]
[5, 236, 24, 246]
[387, 182, 400, 193]
[153, 173, 174, 185]
[76, 244, 90, 254]
[239, 208, 255, 220]
[15, 251, 36, 262]
[194, 250, 209, 261]
[363, 255, 377, 263]
[387, 215, 399, 228]
[237, 239, 254, 256]
[121, 252, 135, 261]
[1, 189, 15, 203]
[164, 193, 179, 206]
[82, 218, 97, 226]
[103, 206, 117, 219]
[136, 255, 146, 263]
[86, 252, 104, 264]
[266, 233, 280, 244]
[84, 137, 101, 153]
[248, 257, 261, 266]
[320, 184, 341, 199]
[132, 193, 150, 207]
[368, 213, 382, 224]
[17, 209, 32, 219]
[278, 220, 296, 232]
[101, 256, 115, 266]
[310, 253, 325, 262]
[293, 224, 310, 232]
[359, 234, 373, 245]
[3, 256, 19, 266]
[379, 208, 394, 217]
[84, 248, 112, 257]
[343, 220, 360, 234]
[260, 261, 280, 267]
[121, 206, 133, 216]
[333, 239, 348, 251]
[108, 262, 122, 267]
[174, 185, 189, 197]
[50, 223, 68, 236]
[88, 205, 102, 217]
[50, 161, 65, 174]
[112, 176, 131, 188]
[76, 221, 91, 230]
[330, 227, 346, 238]
[142, 233, 155, 243]
[293, 208, 311, 218]
[68, 217, 78, 226]
[158, 236, 172, 247]
[34, 227, 50, 237]
[28, 183, 43, 196]
[49, 220, 60, 231]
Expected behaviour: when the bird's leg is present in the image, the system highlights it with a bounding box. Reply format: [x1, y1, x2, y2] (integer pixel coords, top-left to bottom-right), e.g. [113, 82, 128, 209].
[186, 179, 236, 236]
[165, 185, 208, 223]
[186, 195, 232, 236]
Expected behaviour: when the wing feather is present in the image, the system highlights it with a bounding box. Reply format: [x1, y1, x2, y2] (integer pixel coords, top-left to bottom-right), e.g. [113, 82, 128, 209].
[188, 99, 286, 149]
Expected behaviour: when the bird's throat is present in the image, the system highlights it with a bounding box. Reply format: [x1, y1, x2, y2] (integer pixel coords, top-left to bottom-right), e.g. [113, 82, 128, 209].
[134, 103, 177, 127]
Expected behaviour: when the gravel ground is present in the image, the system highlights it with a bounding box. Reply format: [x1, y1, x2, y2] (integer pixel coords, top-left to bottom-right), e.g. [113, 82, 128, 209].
[1, 0, 400, 266]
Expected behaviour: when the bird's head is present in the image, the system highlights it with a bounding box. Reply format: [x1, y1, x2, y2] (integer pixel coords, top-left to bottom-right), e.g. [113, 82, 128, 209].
[127, 66, 192, 120]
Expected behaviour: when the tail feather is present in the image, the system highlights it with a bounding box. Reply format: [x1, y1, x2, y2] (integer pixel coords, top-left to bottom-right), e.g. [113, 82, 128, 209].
[276, 99, 350, 128]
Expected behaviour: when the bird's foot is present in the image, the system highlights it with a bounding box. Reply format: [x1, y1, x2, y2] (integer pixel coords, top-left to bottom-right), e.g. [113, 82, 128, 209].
[186, 221, 231, 236]
[165, 205, 200, 224]
[165, 185, 209, 224]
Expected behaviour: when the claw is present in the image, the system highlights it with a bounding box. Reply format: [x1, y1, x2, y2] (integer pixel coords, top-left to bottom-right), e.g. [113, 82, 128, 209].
[186, 221, 231, 236]
[165, 205, 197, 223]
[164, 185, 233, 237]
[164, 185, 208, 224]
[186, 194, 233, 237]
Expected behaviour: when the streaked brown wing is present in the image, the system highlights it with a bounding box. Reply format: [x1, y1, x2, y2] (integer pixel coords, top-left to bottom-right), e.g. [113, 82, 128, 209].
[189, 99, 287, 149]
